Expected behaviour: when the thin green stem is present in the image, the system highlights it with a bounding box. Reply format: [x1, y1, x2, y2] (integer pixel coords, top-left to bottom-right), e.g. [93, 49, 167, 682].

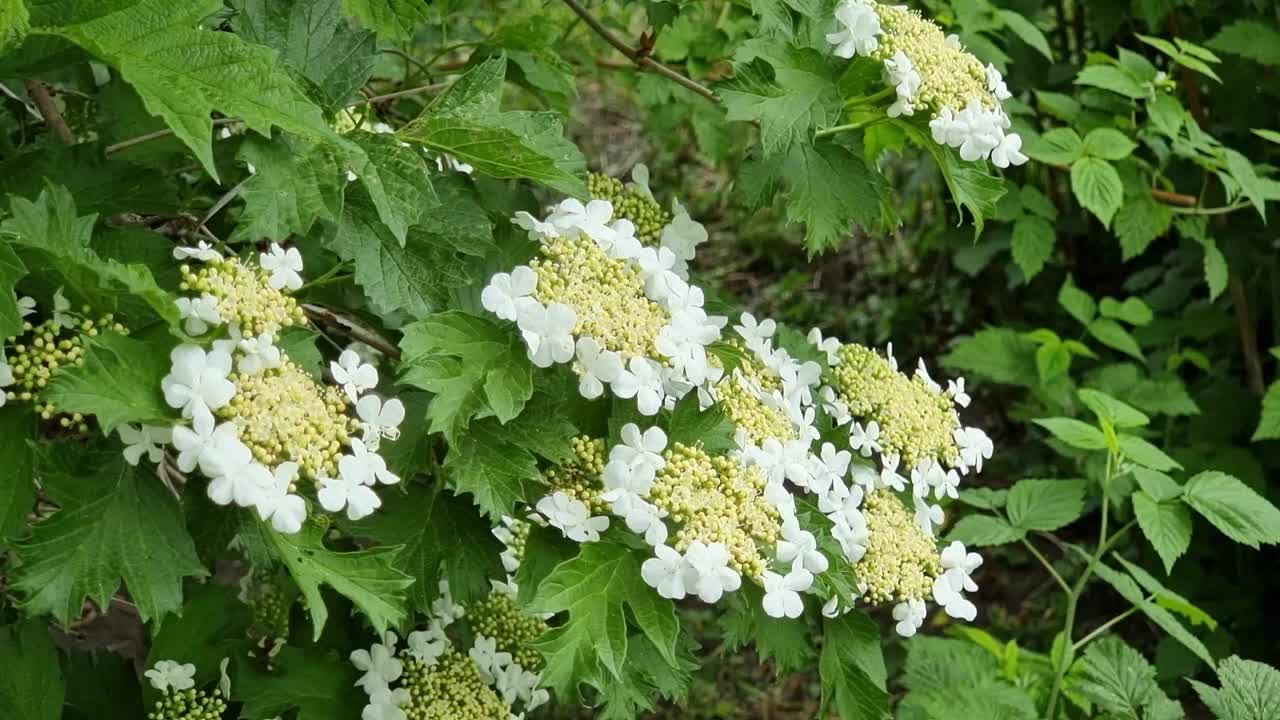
[1021, 537, 1071, 593]
[843, 86, 895, 107]
[815, 117, 886, 139]
[1073, 604, 1142, 651]
[1171, 200, 1251, 216]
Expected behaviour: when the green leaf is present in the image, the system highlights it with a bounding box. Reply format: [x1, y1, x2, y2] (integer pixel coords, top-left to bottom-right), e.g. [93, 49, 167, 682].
[1079, 388, 1149, 427]
[1148, 93, 1184, 138]
[0, 0, 29, 54]
[0, 620, 64, 720]
[235, 646, 365, 720]
[1011, 215, 1054, 279]
[348, 483, 504, 610]
[1074, 636, 1162, 717]
[527, 541, 681, 696]
[1025, 128, 1083, 165]
[820, 611, 890, 720]
[1058, 277, 1097, 325]
[1071, 157, 1124, 226]
[265, 521, 413, 640]
[0, 409, 36, 547]
[996, 9, 1052, 60]
[667, 394, 737, 454]
[38, 0, 337, 182]
[0, 244, 27, 340]
[719, 584, 814, 674]
[1132, 467, 1182, 502]
[1207, 20, 1280, 66]
[958, 487, 1008, 510]
[1033, 418, 1108, 450]
[144, 582, 251, 690]
[339, 0, 429, 41]
[1224, 148, 1268, 221]
[1007, 479, 1087, 531]
[1099, 297, 1153, 326]
[780, 140, 883, 255]
[1114, 193, 1173, 260]
[1253, 382, 1280, 441]
[721, 46, 841, 157]
[947, 515, 1026, 546]
[1036, 340, 1071, 383]
[398, 56, 587, 196]
[231, 133, 344, 243]
[1083, 128, 1137, 160]
[1201, 237, 1229, 301]
[444, 420, 541, 520]
[348, 129, 437, 245]
[1118, 434, 1181, 471]
[1254, 129, 1280, 145]
[1088, 318, 1143, 359]
[1190, 655, 1280, 720]
[1075, 63, 1146, 98]
[45, 333, 175, 433]
[942, 328, 1039, 386]
[1088, 557, 1216, 668]
[11, 456, 205, 625]
[1133, 491, 1192, 573]
[1112, 554, 1216, 629]
[1182, 471, 1280, 548]
[231, 0, 376, 111]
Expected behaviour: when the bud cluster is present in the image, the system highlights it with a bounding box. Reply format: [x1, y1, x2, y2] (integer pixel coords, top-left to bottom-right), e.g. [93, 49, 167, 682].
[179, 258, 305, 338]
[587, 171, 671, 245]
[542, 435, 610, 515]
[857, 490, 942, 605]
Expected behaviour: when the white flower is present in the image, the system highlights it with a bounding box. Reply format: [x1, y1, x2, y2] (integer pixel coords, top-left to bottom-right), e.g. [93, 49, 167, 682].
[545, 198, 616, 244]
[237, 332, 282, 375]
[611, 357, 666, 416]
[17, 295, 36, 318]
[811, 443, 851, 497]
[469, 635, 513, 683]
[603, 489, 668, 546]
[781, 361, 821, 407]
[176, 294, 221, 336]
[211, 322, 244, 356]
[936, 467, 961, 501]
[957, 100, 1002, 162]
[575, 336, 623, 400]
[990, 131, 1028, 169]
[914, 495, 945, 537]
[482, 266, 539, 322]
[826, 0, 882, 58]
[683, 541, 742, 603]
[884, 51, 921, 117]
[517, 302, 577, 368]
[260, 243, 304, 291]
[407, 624, 448, 666]
[495, 662, 541, 706]
[637, 246, 683, 300]
[848, 421, 881, 457]
[339, 438, 400, 486]
[332, 349, 379, 402]
[431, 580, 465, 626]
[357, 395, 405, 446]
[254, 462, 308, 533]
[910, 460, 946, 500]
[762, 568, 813, 619]
[849, 462, 878, 495]
[610, 424, 667, 485]
[537, 492, 609, 543]
[929, 107, 968, 148]
[940, 540, 983, 586]
[144, 660, 196, 692]
[207, 453, 272, 509]
[118, 424, 171, 466]
[173, 240, 220, 262]
[892, 598, 926, 637]
[734, 312, 776, 349]
[605, 218, 643, 260]
[807, 328, 840, 364]
[350, 632, 403, 693]
[161, 345, 236, 419]
[512, 211, 559, 240]
[878, 454, 906, 492]
[820, 481, 864, 526]
[52, 288, 76, 330]
[172, 409, 237, 475]
[933, 541, 982, 622]
[627, 163, 655, 199]
[818, 386, 850, 425]
[659, 198, 706, 276]
[946, 377, 970, 407]
[831, 513, 869, 563]
[777, 517, 830, 575]
[641, 544, 688, 600]
[363, 686, 411, 720]
[955, 427, 993, 474]
[915, 358, 941, 392]
[986, 63, 1012, 101]
[319, 470, 382, 521]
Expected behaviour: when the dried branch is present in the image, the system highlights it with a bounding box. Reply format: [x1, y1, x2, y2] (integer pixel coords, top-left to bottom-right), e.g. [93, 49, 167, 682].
[24, 80, 75, 145]
[302, 303, 402, 360]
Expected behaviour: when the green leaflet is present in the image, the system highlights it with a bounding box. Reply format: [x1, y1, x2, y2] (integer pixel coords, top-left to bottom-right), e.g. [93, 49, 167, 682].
[11, 456, 206, 625]
[265, 521, 414, 641]
[1191, 655, 1280, 720]
[45, 332, 176, 433]
[527, 541, 681, 696]
[232, 133, 345, 243]
[1182, 471, 1280, 548]
[1006, 478, 1087, 531]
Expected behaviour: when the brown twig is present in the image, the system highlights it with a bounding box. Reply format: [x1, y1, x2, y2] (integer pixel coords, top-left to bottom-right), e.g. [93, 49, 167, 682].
[1150, 187, 1198, 207]
[24, 80, 75, 145]
[302, 303, 401, 360]
[1230, 276, 1266, 396]
[364, 82, 450, 105]
[559, 0, 718, 102]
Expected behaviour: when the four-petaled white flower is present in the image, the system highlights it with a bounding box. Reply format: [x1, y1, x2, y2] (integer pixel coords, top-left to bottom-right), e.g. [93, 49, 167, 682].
[611, 357, 666, 416]
[915, 358, 941, 392]
[659, 198, 706, 276]
[17, 295, 36, 318]
[340, 438, 400, 486]
[575, 336, 623, 399]
[350, 631, 403, 693]
[537, 492, 610, 543]
[777, 517, 830, 575]
[892, 598, 926, 637]
[171, 409, 236, 475]
[848, 421, 881, 457]
[260, 243, 304, 291]
[879, 454, 907, 492]
[913, 495, 945, 537]
[810, 442, 851, 497]
[734, 312, 776, 349]
[254, 462, 308, 533]
[985, 63, 1012, 100]
[955, 426, 993, 474]
[176, 294, 221, 336]
[807, 327, 841, 364]
[884, 51, 922, 117]
[357, 395, 405, 447]
[827, 0, 882, 59]
[406, 624, 448, 666]
[162, 345, 236, 419]
[641, 544, 688, 600]
[118, 424, 171, 466]
[207, 455, 272, 509]
[990, 132, 1028, 169]
[52, 288, 76, 330]
[319, 468, 382, 521]
[517, 302, 577, 368]
[145, 660, 196, 692]
[482, 266, 539, 322]
[947, 377, 970, 407]
[637, 245, 683, 300]
[762, 568, 813, 619]
[332, 348, 379, 402]
[468, 635, 513, 683]
[831, 513, 869, 563]
[363, 686, 411, 720]
[237, 331, 282, 375]
[603, 490, 668, 546]
[173, 241, 221, 262]
[609, 424, 667, 487]
[933, 541, 982, 621]
[683, 541, 742, 603]
[545, 198, 615, 244]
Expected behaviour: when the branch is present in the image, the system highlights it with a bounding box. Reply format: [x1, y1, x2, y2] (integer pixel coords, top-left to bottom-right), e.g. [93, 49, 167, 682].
[364, 82, 450, 105]
[302, 303, 401, 360]
[1150, 187, 1198, 207]
[559, 0, 718, 102]
[1230, 276, 1266, 396]
[24, 80, 75, 145]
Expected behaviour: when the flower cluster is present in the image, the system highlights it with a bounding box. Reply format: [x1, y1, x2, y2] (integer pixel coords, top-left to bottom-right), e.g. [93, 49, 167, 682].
[483, 173, 717, 415]
[826, 0, 1028, 167]
[144, 659, 230, 720]
[0, 291, 125, 432]
[352, 580, 549, 720]
[119, 242, 405, 534]
[587, 168, 671, 246]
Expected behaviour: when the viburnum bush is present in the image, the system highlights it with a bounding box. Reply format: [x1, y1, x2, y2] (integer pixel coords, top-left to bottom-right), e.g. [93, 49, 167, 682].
[2, 1, 1279, 719]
